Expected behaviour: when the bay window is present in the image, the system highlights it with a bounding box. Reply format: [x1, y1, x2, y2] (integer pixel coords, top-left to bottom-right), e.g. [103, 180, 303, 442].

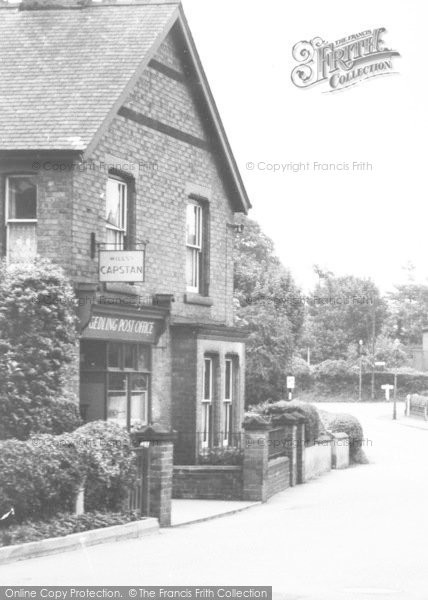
[5, 175, 37, 261]
[201, 357, 213, 448]
[223, 358, 233, 446]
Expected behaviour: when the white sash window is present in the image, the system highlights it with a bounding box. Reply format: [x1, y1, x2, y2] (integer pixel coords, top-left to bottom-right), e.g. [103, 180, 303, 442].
[5, 175, 37, 261]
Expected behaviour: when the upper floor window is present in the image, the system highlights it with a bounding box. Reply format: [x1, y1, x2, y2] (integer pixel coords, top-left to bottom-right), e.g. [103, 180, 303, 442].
[186, 201, 203, 293]
[5, 175, 37, 261]
[106, 175, 127, 249]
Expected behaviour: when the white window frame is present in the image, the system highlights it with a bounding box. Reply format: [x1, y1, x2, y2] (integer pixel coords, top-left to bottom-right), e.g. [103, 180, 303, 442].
[106, 175, 128, 250]
[201, 357, 213, 448]
[186, 202, 203, 293]
[5, 175, 38, 261]
[223, 358, 233, 446]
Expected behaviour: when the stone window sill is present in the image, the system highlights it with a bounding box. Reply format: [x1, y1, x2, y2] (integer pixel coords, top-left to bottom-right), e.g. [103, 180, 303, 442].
[184, 293, 213, 306]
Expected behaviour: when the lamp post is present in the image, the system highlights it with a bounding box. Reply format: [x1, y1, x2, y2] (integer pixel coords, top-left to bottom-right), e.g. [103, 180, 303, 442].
[358, 339, 363, 402]
[392, 338, 400, 420]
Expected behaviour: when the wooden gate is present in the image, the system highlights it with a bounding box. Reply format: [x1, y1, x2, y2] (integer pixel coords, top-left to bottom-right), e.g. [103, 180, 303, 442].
[128, 446, 150, 515]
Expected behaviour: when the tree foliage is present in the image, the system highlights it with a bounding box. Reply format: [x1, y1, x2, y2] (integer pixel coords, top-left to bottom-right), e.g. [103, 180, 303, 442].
[300, 271, 387, 363]
[233, 215, 304, 405]
[0, 259, 80, 439]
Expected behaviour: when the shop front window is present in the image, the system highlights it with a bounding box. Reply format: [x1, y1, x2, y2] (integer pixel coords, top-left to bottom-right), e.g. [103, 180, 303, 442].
[80, 341, 150, 428]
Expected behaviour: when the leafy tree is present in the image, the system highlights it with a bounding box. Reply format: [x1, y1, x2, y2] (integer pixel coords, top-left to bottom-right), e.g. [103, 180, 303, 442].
[0, 258, 80, 439]
[301, 270, 387, 363]
[233, 215, 304, 405]
[384, 282, 428, 345]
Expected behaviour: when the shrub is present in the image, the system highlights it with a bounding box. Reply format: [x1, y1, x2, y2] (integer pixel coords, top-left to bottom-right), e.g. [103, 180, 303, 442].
[0, 421, 136, 522]
[72, 421, 136, 512]
[198, 447, 243, 466]
[0, 259, 79, 440]
[263, 400, 322, 446]
[0, 434, 83, 521]
[319, 410, 366, 463]
[0, 511, 140, 547]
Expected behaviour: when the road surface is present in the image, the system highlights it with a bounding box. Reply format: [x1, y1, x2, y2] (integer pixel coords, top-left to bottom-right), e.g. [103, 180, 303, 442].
[1, 402, 427, 600]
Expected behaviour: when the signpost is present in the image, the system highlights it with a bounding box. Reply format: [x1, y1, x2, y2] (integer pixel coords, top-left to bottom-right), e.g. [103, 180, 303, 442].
[286, 376, 295, 400]
[381, 383, 394, 401]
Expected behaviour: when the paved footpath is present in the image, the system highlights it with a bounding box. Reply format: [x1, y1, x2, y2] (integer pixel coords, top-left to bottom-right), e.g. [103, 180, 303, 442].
[1, 403, 428, 600]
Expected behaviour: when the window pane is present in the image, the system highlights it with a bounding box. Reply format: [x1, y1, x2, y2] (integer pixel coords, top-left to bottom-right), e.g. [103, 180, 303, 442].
[108, 372, 127, 390]
[108, 343, 120, 369]
[106, 178, 124, 229]
[136, 346, 151, 371]
[131, 374, 148, 391]
[107, 393, 127, 426]
[186, 204, 197, 246]
[123, 344, 136, 370]
[81, 341, 106, 370]
[7, 223, 37, 261]
[8, 176, 37, 220]
[201, 402, 211, 446]
[203, 358, 212, 401]
[225, 360, 232, 400]
[107, 373, 127, 424]
[130, 391, 148, 425]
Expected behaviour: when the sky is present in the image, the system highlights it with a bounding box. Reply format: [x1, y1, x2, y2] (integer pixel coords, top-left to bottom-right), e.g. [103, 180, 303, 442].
[181, 0, 427, 293]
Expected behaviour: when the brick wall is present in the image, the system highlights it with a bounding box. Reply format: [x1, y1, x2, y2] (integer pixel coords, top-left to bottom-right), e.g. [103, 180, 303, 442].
[171, 329, 198, 464]
[148, 440, 174, 527]
[71, 29, 237, 326]
[172, 465, 242, 500]
[266, 456, 290, 499]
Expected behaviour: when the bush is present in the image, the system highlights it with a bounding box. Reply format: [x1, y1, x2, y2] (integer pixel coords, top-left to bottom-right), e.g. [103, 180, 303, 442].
[198, 447, 243, 466]
[0, 421, 136, 522]
[263, 400, 323, 446]
[0, 434, 83, 521]
[0, 511, 140, 547]
[0, 259, 79, 440]
[71, 421, 137, 512]
[319, 410, 366, 463]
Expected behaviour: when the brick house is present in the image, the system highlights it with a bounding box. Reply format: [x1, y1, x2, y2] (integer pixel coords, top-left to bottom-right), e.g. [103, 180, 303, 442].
[0, 0, 250, 464]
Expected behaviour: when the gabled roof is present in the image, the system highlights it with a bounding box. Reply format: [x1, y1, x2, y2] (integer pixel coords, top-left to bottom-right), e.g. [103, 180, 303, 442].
[0, 0, 250, 212]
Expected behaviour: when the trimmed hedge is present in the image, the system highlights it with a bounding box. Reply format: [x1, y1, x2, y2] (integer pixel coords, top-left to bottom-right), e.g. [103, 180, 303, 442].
[319, 410, 366, 463]
[0, 511, 140, 547]
[263, 400, 323, 446]
[0, 421, 136, 522]
[247, 399, 323, 446]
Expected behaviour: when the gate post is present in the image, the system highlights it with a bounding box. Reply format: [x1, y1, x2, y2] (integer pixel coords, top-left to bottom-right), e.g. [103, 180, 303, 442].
[135, 426, 176, 527]
[242, 418, 270, 502]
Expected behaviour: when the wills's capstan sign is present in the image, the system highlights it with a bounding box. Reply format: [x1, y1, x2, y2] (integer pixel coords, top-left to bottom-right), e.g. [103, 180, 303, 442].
[99, 250, 145, 282]
[291, 28, 400, 92]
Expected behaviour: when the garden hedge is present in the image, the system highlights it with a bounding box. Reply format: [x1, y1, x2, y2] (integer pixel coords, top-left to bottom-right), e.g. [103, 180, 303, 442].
[319, 410, 366, 463]
[0, 421, 136, 522]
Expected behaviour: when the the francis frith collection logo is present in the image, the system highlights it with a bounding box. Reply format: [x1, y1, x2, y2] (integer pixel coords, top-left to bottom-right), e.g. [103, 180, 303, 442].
[291, 28, 400, 92]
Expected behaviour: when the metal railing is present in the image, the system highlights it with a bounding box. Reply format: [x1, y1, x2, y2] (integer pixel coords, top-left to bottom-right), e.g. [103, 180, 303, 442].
[174, 431, 244, 465]
[268, 427, 288, 460]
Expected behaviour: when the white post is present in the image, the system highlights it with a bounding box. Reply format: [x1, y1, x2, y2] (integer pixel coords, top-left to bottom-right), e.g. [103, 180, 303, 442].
[75, 481, 85, 516]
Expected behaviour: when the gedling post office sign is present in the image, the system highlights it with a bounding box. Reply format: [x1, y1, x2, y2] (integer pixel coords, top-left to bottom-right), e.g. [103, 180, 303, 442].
[99, 250, 145, 282]
[83, 313, 157, 342]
